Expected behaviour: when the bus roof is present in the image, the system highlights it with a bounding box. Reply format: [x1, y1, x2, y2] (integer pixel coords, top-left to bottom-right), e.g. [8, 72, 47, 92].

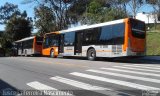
[59, 18, 126, 33]
[14, 36, 35, 43]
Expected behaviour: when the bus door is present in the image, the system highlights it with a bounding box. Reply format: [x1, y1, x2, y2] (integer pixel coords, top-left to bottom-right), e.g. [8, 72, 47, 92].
[59, 34, 64, 53]
[74, 32, 82, 55]
[21, 42, 24, 54]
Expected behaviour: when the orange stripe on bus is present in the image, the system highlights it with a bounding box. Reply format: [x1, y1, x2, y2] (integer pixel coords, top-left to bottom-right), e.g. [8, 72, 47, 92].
[64, 50, 74, 52]
[96, 50, 112, 52]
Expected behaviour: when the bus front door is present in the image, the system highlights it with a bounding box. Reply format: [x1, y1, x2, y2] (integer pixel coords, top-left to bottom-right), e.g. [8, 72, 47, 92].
[74, 32, 82, 55]
[59, 34, 64, 53]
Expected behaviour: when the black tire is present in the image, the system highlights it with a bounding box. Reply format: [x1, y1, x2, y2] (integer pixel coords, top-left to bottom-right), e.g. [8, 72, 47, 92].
[50, 49, 55, 58]
[87, 48, 96, 61]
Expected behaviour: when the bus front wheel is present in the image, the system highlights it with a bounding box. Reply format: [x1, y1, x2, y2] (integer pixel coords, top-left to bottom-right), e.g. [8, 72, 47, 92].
[50, 49, 56, 58]
[50, 49, 57, 58]
[87, 48, 96, 61]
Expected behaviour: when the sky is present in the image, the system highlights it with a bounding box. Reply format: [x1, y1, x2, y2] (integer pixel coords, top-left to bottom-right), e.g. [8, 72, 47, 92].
[0, 0, 154, 32]
[0, 0, 36, 31]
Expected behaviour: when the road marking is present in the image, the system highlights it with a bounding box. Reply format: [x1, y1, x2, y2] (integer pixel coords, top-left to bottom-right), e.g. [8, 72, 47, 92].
[113, 66, 160, 73]
[27, 81, 57, 90]
[50, 76, 110, 90]
[132, 64, 160, 68]
[87, 69, 160, 83]
[50, 76, 133, 96]
[101, 68, 160, 77]
[70, 72, 160, 90]
[27, 81, 73, 96]
[123, 65, 160, 70]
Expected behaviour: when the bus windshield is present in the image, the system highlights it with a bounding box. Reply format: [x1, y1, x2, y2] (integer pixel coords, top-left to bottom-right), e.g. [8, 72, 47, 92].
[131, 19, 145, 39]
[43, 34, 59, 48]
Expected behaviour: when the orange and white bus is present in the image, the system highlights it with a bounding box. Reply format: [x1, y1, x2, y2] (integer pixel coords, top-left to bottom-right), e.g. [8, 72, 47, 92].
[42, 18, 146, 60]
[42, 32, 60, 57]
[15, 36, 43, 56]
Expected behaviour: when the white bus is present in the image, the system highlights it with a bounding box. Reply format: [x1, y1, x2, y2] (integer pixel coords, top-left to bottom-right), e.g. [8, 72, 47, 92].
[15, 36, 43, 56]
[42, 18, 146, 60]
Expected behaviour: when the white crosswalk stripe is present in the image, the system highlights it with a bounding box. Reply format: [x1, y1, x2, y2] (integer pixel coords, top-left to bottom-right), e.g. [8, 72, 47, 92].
[101, 67, 160, 77]
[50, 76, 134, 96]
[27, 81, 57, 90]
[27, 81, 73, 96]
[50, 76, 110, 90]
[113, 66, 160, 73]
[70, 72, 160, 91]
[133, 64, 160, 67]
[27, 64, 160, 96]
[123, 65, 160, 70]
[87, 69, 160, 83]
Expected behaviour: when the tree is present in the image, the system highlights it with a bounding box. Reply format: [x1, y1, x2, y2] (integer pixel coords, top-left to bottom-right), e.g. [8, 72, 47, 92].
[34, 5, 56, 35]
[146, 0, 160, 29]
[110, 0, 130, 15]
[79, 0, 128, 24]
[0, 3, 32, 52]
[67, 0, 91, 24]
[5, 15, 32, 41]
[24, 0, 74, 30]
[22, 0, 129, 33]
[128, 0, 144, 18]
[146, 0, 160, 20]
[0, 2, 20, 24]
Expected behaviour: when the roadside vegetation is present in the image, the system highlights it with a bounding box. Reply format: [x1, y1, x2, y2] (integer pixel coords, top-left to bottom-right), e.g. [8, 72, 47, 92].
[147, 25, 160, 55]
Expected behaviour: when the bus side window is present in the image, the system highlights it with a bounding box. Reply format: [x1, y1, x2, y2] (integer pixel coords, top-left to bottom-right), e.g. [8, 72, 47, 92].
[83, 28, 101, 45]
[64, 32, 75, 46]
[99, 25, 113, 45]
[112, 23, 125, 45]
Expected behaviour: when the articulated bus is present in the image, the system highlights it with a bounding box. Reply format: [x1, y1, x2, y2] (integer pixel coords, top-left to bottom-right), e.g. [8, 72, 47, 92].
[42, 18, 146, 60]
[15, 36, 43, 56]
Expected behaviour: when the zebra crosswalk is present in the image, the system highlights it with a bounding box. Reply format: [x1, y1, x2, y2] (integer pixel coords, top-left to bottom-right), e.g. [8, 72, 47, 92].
[27, 81, 74, 96]
[124, 64, 160, 70]
[26, 64, 160, 96]
[113, 66, 160, 73]
[86, 69, 160, 83]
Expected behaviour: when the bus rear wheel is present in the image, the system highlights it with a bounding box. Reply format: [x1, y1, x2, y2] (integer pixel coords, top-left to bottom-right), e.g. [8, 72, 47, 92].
[87, 48, 96, 61]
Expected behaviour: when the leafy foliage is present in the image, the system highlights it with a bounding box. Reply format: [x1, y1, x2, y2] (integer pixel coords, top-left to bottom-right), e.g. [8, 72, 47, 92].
[5, 16, 32, 41]
[34, 5, 56, 35]
[22, 0, 137, 32]
[0, 3, 32, 55]
[0, 2, 20, 24]
[81, 0, 128, 24]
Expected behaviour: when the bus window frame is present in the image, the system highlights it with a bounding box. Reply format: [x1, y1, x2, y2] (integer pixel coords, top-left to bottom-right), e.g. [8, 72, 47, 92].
[43, 34, 60, 49]
[130, 19, 146, 39]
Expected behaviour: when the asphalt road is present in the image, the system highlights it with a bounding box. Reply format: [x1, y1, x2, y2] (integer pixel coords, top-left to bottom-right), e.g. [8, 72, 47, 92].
[0, 56, 160, 96]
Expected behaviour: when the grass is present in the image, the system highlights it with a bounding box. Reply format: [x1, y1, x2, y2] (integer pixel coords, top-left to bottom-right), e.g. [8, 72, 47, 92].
[148, 24, 160, 31]
[147, 31, 160, 55]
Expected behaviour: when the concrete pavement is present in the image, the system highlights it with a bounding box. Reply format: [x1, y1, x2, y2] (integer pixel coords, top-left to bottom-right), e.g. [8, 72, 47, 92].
[0, 57, 160, 96]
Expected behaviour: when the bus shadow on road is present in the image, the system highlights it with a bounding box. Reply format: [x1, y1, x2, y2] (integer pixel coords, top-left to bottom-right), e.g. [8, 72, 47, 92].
[59, 56, 160, 64]
[103, 56, 160, 64]
[0, 80, 20, 96]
